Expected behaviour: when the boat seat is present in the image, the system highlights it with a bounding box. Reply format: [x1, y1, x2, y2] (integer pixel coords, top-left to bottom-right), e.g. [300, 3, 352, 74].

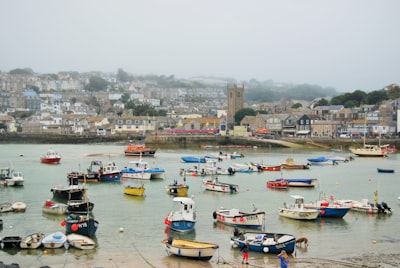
[262, 238, 276, 246]
[277, 235, 293, 243]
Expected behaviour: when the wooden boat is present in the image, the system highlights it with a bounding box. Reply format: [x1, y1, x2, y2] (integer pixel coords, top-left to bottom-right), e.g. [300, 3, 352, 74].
[203, 178, 239, 193]
[20, 232, 45, 249]
[230, 230, 296, 254]
[11, 201, 27, 212]
[285, 178, 317, 187]
[165, 179, 189, 196]
[42, 200, 68, 215]
[279, 195, 320, 220]
[266, 179, 288, 189]
[64, 214, 99, 237]
[377, 168, 394, 173]
[123, 182, 146, 196]
[67, 233, 96, 250]
[42, 232, 67, 248]
[212, 207, 265, 229]
[304, 200, 350, 218]
[280, 157, 310, 170]
[40, 149, 61, 164]
[161, 237, 219, 261]
[164, 197, 196, 232]
[124, 143, 156, 157]
[307, 156, 338, 165]
[121, 160, 165, 180]
[0, 202, 13, 213]
[250, 162, 281, 171]
[0, 236, 22, 249]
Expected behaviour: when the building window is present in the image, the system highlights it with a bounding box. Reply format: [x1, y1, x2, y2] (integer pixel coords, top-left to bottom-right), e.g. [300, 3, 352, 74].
[126, 120, 132, 125]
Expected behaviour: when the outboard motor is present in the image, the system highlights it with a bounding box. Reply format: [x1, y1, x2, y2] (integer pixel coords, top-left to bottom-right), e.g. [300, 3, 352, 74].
[233, 227, 239, 237]
[381, 201, 391, 213]
[376, 203, 384, 213]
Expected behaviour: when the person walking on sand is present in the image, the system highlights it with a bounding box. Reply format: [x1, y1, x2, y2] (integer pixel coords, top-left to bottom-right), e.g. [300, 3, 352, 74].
[278, 250, 289, 268]
[241, 241, 250, 264]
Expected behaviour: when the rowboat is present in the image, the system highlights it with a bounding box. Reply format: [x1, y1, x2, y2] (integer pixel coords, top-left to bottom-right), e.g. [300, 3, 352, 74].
[307, 156, 338, 165]
[203, 178, 239, 193]
[377, 168, 394, 173]
[42, 200, 68, 215]
[42, 232, 67, 248]
[266, 179, 288, 189]
[67, 233, 96, 250]
[20, 232, 45, 249]
[123, 183, 146, 196]
[0, 236, 22, 249]
[285, 178, 317, 187]
[212, 207, 265, 229]
[161, 237, 219, 261]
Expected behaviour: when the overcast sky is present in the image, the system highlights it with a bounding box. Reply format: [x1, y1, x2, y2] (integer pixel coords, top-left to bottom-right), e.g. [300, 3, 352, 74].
[1, 0, 399, 92]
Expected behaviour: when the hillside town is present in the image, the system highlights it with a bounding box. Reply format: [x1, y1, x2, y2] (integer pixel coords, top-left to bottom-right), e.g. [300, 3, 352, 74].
[0, 70, 399, 139]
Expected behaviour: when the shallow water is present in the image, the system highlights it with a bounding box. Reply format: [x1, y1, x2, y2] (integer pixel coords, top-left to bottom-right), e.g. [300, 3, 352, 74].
[0, 144, 399, 267]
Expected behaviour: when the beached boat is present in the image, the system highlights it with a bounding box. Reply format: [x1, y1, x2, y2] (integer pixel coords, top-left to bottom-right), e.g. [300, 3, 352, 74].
[42, 232, 67, 249]
[212, 207, 265, 229]
[161, 237, 219, 261]
[377, 168, 394, 173]
[307, 156, 338, 165]
[40, 149, 61, 164]
[230, 230, 296, 254]
[0, 236, 22, 249]
[203, 178, 239, 193]
[42, 200, 68, 215]
[279, 195, 320, 220]
[123, 182, 146, 196]
[124, 143, 156, 157]
[266, 179, 289, 189]
[64, 214, 99, 237]
[67, 233, 96, 250]
[166, 179, 189, 196]
[164, 196, 196, 232]
[280, 157, 310, 170]
[121, 160, 165, 180]
[285, 178, 317, 187]
[20, 232, 45, 249]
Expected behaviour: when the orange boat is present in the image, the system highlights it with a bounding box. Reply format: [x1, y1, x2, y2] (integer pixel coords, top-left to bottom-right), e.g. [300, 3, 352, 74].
[124, 144, 156, 157]
[250, 162, 281, 171]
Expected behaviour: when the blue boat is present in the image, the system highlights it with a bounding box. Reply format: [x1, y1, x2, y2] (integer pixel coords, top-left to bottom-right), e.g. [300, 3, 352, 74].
[181, 156, 206, 163]
[230, 230, 296, 254]
[307, 156, 337, 165]
[65, 214, 99, 237]
[164, 197, 196, 232]
[377, 168, 394, 173]
[304, 200, 350, 218]
[285, 178, 317, 187]
[121, 160, 165, 180]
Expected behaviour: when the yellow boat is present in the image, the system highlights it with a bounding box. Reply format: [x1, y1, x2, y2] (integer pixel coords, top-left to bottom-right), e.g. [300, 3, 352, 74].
[124, 183, 145, 196]
[166, 181, 189, 196]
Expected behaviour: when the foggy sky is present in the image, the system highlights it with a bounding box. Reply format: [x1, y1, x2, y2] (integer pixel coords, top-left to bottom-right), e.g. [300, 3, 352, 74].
[1, 0, 399, 92]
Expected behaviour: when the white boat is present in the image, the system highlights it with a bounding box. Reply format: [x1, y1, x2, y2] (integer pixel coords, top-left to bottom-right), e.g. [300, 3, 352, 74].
[350, 144, 388, 157]
[336, 199, 392, 214]
[5, 170, 24, 186]
[203, 178, 239, 193]
[307, 156, 338, 166]
[20, 232, 45, 249]
[161, 237, 219, 261]
[42, 232, 67, 248]
[279, 195, 320, 220]
[212, 206, 265, 229]
[121, 159, 165, 180]
[67, 233, 96, 250]
[164, 196, 196, 232]
[0, 202, 13, 213]
[12, 202, 27, 212]
[42, 200, 68, 215]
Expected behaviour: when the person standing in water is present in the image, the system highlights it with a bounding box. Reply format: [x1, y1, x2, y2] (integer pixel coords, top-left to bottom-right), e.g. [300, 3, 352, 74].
[241, 241, 250, 264]
[278, 250, 289, 268]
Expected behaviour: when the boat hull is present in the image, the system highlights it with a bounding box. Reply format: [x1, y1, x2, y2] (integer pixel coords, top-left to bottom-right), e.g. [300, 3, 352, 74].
[0, 236, 22, 249]
[42, 201, 68, 215]
[285, 178, 317, 187]
[203, 180, 239, 193]
[166, 185, 189, 196]
[162, 238, 218, 261]
[377, 168, 394, 173]
[65, 215, 99, 237]
[279, 208, 320, 220]
[42, 232, 67, 249]
[124, 186, 145, 196]
[213, 209, 265, 229]
[20, 232, 45, 249]
[67, 233, 96, 250]
[231, 232, 296, 254]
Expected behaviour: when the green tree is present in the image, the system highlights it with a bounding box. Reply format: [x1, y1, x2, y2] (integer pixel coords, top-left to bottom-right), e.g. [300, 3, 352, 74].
[314, 98, 329, 107]
[234, 108, 257, 124]
[87, 76, 109, 91]
[387, 85, 400, 99]
[120, 93, 131, 103]
[291, 103, 303, 109]
[117, 68, 131, 82]
[366, 90, 387, 104]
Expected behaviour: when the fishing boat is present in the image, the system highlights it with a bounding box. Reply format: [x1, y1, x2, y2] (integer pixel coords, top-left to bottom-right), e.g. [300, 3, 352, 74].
[121, 160, 165, 180]
[165, 178, 189, 196]
[64, 214, 99, 237]
[98, 162, 122, 182]
[0, 236, 22, 249]
[51, 177, 86, 201]
[285, 178, 317, 187]
[42, 232, 67, 249]
[164, 196, 196, 232]
[40, 149, 61, 164]
[42, 200, 68, 215]
[307, 156, 338, 165]
[212, 206, 265, 229]
[1, 169, 24, 186]
[161, 237, 219, 261]
[72, 160, 122, 183]
[377, 168, 394, 173]
[124, 143, 156, 157]
[67, 233, 96, 250]
[304, 199, 350, 218]
[250, 162, 281, 172]
[280, 157, 310, 170]
[230, 230, 296, 254]
[336, 199, 392, 214]
[123, 181, 146, 196]
[203, 178, 239, 193]
[67, 199, 95, 214]
[266, 179, 289, 189]
[20, 232, 45, 249]
[279, 195, 320, 220]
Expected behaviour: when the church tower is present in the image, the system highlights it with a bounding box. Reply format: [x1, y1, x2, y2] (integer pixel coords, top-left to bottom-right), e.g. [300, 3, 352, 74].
[227, 83, 244, 128]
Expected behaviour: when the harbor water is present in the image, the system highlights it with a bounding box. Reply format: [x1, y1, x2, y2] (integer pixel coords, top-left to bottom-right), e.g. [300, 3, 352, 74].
[0, 143, 399, 267]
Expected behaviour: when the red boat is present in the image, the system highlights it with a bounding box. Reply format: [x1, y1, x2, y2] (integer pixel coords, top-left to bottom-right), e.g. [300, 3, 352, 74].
[40, 150, 61, 164]
[266, 179, 288, 189]
[251, 162, 281, 171]
[124, 144, 156, 157]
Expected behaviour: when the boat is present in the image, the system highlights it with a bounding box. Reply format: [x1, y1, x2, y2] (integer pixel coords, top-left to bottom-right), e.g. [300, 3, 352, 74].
[181, 156, 206, 163]
[285, 178, 317, 187]
[350, 144, 388, 157]
[123, 181, 146, 196]
[303, 199, 350, 218]
[67, 199, 95, 214]
[0, 236, 22, 249]
[279, 195, 320, 220]
[124, 143, 156, 157]
[266, 179, 289, 189]
[67, 233, 96, 250]
[121, 160, 165, 180]
[20, 232, 45, 249]
[11, 201, 27, 212]
[164, 196, 196, 232]
[42, 232, 67, 248]
[165, 178, 189, 196]
[40, 149, 61, 164]
[161, 237, 219, 261]
[64, 214, 99, 237]
[230, 230, 296, 254]
[212, 206, 266, 229]
[98, 162, 122, 182]
[51, 177, 86, 201]
[231, 163, 256, 173]
[0, 219, 2, 229]
[280, 157, 310, 170]
[42, 200, 68, 215]
[250, 162, 281, 172]
[307, 156, 338, 165]
[377, 168, 394, 173]
[0, 202, 14, 213]
[1, 170, 24, 186]
[336, 199, 392, 214]
[203, 178, 239, 193]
